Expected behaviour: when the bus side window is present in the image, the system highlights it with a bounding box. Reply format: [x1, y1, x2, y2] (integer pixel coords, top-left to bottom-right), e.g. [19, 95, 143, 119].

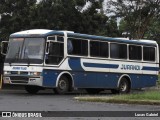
[90, 41, 108, 58]
[110, 43, 127, 59]
[46, 42, 64, 65]
[129, 45, 142, 60]
[67, 40, 73, 54]
[68, 38, 88, 56]
[143, 46, 155, 61]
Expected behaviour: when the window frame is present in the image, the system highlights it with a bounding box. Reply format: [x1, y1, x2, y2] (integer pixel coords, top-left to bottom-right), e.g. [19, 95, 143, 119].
[128, 44, 142, 61]
[44, 35, 65, 66]
[67, 37, 89, 57]
[47, 35, 64, 42]
[143, 46, 156, 62]
[89, 40, 109, 58]
[110, 42, 128, 60]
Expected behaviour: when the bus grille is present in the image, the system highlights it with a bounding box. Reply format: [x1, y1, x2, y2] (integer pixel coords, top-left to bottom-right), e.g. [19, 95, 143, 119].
[9, 76, 29, 84]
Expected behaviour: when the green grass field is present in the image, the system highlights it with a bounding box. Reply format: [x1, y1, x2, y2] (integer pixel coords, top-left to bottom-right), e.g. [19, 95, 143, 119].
[75, 91, 160, 105]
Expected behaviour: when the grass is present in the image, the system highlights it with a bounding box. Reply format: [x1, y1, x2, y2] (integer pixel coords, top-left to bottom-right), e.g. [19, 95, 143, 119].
[116, 91, 160, 100]
[75, 91, 160, 105]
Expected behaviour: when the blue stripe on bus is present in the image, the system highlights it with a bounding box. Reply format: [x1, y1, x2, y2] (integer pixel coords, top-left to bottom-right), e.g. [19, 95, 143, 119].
[68, 57, 84, 71]
[142, 66, 159, 71]
[83, 63, 119, 69]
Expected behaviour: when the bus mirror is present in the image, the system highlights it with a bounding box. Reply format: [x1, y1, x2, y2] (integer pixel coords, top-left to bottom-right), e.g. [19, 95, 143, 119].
[1, 41, 8, 55]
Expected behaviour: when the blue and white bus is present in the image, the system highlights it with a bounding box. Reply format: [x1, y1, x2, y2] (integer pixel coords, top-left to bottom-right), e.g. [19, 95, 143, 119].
[1, 29, 159, 94]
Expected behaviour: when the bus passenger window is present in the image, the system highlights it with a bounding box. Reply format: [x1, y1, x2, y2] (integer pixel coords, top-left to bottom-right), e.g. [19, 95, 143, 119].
[68, 38, 88, 56]
[57, 36, 64, 42]
[67, 40, 73, 54]
[143, 46, 155, 61]
[129, 45, 142, 60]
[110, 43, 127, 59]
[46, 42, 64, 64]
[47, 36, 55, 41]
[90, 41, 108, 58]
[90, 41, 99, 57]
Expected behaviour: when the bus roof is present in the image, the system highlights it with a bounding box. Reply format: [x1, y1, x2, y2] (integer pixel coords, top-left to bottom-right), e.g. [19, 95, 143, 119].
[10, 29, 64, 37]
[67, 32, 157, 47]
[10, 29, 157, 47]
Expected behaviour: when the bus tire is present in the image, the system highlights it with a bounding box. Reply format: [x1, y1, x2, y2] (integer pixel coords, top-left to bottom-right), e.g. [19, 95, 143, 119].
[85, 88, 102, 94]
[118, 78, 130, 94]
[54, 76, 69, 94]
[25, 85, 40, 94]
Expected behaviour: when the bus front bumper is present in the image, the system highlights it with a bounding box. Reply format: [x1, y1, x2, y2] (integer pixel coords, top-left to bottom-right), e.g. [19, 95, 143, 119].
[3, 76, 43, 86]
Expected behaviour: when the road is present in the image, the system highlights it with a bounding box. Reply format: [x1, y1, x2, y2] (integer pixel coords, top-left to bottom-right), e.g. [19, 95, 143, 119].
[0, 89, 160, 120]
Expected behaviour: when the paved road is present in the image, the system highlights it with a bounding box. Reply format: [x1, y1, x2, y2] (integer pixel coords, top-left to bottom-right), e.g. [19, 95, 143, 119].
[0, 89, 160, 120]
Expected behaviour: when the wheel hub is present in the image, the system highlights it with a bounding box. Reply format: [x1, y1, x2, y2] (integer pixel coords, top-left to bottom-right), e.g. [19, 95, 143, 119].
[120, 82, 127, 92]
[59, 80, 67, 90]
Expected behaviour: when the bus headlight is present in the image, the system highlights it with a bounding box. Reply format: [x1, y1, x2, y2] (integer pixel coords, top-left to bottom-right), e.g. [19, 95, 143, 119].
[30, 72, 41, 76]
[4, 71, 11, 75]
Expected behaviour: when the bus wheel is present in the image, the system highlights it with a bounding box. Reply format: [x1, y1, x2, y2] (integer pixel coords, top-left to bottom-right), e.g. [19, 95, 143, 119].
[54, 76, 69, 94]
[118, 78, 130, 94]
[86, 88, 102, 94]
[25, 86, 40, 94]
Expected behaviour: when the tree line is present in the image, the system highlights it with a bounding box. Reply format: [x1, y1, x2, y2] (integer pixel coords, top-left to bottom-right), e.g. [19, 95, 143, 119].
[0, 0, 159, 40]
[0, 0, 120, 40]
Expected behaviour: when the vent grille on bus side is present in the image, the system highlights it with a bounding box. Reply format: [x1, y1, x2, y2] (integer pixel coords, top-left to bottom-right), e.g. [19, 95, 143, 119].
[9, 76, 29, 83]
[10, 71, 29, 75]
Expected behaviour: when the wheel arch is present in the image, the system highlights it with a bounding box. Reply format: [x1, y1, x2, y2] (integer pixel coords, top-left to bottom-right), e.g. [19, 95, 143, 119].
[56, 71, 74, 91]
[117, 74, 132, 89]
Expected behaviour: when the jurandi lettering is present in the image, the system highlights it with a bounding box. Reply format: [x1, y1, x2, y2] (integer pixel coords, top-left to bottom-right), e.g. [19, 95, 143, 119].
[121, 64, 140, 70]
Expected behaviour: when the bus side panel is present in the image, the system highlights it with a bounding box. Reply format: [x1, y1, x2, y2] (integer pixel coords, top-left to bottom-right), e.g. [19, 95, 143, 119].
[73, 72, 157, 89]
[142, 75, 157, 87]
[42, 69, 59, 87]
[142, 63, 158, 75]
[130, 74, 157, 89]
[72, 72, 87, 88]
[73, 72, 119, 88]
[96, 73, 119, 88]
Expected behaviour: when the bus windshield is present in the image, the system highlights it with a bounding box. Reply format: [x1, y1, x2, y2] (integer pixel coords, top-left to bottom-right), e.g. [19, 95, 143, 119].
[5, 38, 45, 64]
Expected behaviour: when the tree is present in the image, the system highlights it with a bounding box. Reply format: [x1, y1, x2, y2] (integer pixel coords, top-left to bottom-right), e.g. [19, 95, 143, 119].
[106, 0, 160, 39]
[0, 0, 37, 39]
[105, 18, 120, 37]
[0, 0, 119, 40]
[34, 0, 110, 36]
[145, 17, 160, 40]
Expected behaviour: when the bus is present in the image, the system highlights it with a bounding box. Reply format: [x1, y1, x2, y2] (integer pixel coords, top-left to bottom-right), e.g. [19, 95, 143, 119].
[1, 29, 159, 94]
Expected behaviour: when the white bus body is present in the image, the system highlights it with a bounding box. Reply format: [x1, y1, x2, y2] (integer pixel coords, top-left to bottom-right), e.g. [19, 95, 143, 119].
[2, 29, 159, 94]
